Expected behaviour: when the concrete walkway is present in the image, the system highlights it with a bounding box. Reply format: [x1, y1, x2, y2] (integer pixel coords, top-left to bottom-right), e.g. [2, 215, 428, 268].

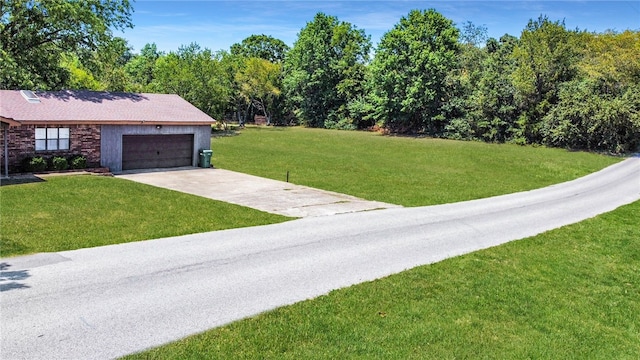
[117, 167, 401, 217]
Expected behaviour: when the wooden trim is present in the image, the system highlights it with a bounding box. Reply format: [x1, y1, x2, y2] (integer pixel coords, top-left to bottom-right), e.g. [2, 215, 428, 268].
[0, 116, 22, 127]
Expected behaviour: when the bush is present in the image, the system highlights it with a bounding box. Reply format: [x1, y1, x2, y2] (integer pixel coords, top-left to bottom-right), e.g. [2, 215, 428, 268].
[70, 155, 87, 169]
[29, 156, 47, 172]
[543, 81, 640, 154]
[444, 118, 475, 140]
[52, 156, 69, 171]
[20, 156, 33, 172]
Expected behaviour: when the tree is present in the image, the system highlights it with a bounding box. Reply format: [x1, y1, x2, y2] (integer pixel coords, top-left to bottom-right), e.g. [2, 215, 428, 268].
[86, 37, 133, 91]
[60, 53, 102, 90]
[511, 16, 580, 143]
[459, 21, 488, 47]
[230, 34, 289, 63]
[235, 57, 282, 125]
[579, 30, 640, 94]
[442, 22, 489, 140]
[541, 30, 640, 153]
[283, 12, 371, 128]
[150, 43, 230, 119]
[60, 37, 134, 92]
[125, 43, 164, 92]
[218, 52, 250, 126]
[369, 9, 459, 134]
[225, 35, 289, 125]
[471, 34, 521, 142]
[542, 80, 640, 154]
[0, 0, 133, 89]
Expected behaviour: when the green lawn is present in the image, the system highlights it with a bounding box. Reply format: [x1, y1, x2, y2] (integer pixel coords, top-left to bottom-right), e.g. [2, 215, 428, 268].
[1, 127, 619, 256]
[124, 200, 640, 359]
[211, 127, 619, 206]
[2, 127, 634, 357]
[0, 175, 290, 257]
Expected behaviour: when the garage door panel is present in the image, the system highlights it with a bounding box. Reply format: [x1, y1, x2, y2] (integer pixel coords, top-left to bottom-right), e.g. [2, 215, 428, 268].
[125, 141, 192, 153]
[122, 134, 194, 170]
[123, 153, 192, 168]
[124, 147, 192, 158]
[123, 158, 188, 170]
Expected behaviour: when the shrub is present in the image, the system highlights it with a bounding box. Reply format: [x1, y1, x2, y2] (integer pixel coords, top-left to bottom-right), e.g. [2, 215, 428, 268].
[20, 156, 33, 172]
[52, 156, 69, 171]
[29, 156, 47, 172]
[444, 118, 475, 140]
[70, 155, 87, 169]
[542, 81, 640, 154]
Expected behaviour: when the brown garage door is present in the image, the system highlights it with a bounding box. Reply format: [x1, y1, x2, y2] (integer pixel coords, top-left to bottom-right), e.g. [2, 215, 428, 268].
[122, 134, 194, 170]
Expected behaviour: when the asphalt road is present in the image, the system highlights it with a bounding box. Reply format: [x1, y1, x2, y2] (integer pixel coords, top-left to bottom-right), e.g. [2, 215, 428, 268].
[1, 157, 638, 360]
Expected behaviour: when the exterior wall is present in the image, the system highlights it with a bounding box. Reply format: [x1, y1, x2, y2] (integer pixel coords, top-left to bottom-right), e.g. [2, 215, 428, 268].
[101, 125, 211, 173]
[0, 124, 101, 173]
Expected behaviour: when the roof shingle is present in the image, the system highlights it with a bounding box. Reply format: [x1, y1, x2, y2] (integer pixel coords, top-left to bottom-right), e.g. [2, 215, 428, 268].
[0, 90, 216, 125]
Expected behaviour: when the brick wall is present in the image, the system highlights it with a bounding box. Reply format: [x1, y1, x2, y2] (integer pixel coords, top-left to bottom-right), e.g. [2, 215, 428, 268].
[0, 124, 101, 173]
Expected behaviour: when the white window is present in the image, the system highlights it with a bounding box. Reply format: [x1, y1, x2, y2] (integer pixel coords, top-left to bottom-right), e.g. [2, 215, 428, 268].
[35, 128, 70, 151]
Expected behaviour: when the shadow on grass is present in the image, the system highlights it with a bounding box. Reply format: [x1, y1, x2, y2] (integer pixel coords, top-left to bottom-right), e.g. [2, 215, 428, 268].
[0, 175, 46, 187]
[0, 262, 31, 292]
[211, 130, 240, 138]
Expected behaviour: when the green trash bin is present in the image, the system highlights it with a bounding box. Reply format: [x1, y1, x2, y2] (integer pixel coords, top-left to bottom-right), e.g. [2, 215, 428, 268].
[199, 149, 213, 168]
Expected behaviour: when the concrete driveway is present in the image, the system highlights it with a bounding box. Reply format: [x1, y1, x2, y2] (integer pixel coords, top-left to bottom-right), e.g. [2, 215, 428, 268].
[117, 167, 401, 217]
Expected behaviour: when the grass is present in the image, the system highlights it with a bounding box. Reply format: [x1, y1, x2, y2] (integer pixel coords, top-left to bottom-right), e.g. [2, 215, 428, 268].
[0, 175, 290, 257]
[211, 127, 620, 206]
[2, 127, 633, 357]
[123, 200, 640, 359]
[1, 128, 620, 257]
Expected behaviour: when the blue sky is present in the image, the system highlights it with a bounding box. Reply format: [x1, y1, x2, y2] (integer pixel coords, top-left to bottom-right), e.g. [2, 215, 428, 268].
[120, 1, 640, 53]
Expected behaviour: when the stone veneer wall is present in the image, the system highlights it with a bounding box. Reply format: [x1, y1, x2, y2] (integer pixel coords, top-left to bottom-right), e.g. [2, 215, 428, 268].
[0, 124, 101, 172]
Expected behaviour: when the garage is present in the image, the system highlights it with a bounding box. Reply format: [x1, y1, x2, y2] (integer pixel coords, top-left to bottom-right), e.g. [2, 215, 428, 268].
[122, 134, 194, 170]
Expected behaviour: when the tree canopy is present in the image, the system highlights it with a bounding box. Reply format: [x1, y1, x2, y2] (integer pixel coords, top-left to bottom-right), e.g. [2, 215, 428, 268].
[0, 0, 133, 89]
[230, 34, 289, 63]
[124, 43, 164, 92]
[283, 12, 371, 129]
[511, 16, 581, 143]
[150, 43, 230, 120]
[235, 57, 282, 124]
[369, 9, 459, 134]
[3, 3, 637, 154]
[541, 30, 640, 153]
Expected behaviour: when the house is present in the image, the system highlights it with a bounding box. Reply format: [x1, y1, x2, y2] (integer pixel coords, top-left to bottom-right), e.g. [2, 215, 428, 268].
[0, 90, 216, 176]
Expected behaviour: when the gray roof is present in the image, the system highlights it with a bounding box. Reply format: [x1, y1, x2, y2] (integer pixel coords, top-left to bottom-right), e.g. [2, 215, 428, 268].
[0, 90, 216, 125]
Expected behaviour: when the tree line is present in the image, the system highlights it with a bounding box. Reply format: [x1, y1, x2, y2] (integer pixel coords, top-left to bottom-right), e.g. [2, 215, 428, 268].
[2, 1, 638, 153]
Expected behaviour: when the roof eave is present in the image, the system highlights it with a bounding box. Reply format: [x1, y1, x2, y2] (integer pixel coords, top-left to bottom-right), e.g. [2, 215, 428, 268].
[0, 116, 23, 127]
[10, 120, 217, 126]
